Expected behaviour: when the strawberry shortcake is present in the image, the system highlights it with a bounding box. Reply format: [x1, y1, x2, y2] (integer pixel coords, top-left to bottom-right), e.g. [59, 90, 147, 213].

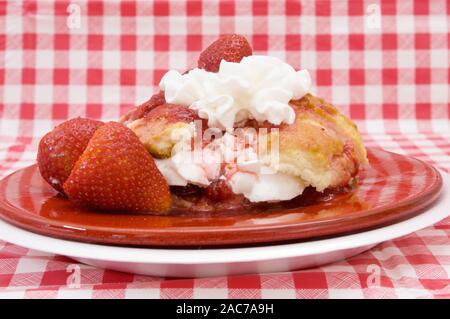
[37, 34, 367, 214]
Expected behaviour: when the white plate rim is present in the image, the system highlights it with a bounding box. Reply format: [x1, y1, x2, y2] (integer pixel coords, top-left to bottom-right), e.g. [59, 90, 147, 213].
[0, 171, 448, 265]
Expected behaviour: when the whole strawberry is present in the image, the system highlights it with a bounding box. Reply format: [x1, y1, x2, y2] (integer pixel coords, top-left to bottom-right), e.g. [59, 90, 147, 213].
[63, 122, 172, 214]
[37, 117, 103, 193]
[198, 34, 252, 72]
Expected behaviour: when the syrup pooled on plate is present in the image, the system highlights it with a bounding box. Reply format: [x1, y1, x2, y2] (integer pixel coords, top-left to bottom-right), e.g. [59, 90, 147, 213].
[0, 148, 442, 246]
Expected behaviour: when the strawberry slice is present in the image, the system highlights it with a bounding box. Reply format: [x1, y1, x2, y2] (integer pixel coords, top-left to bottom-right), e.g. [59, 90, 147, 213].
[198, 34, 252, 72]
[119, 90, 166, 124]
[37, 117, 103, 194]
[204, 179, 234, 201]
[63, 122, 172, 214]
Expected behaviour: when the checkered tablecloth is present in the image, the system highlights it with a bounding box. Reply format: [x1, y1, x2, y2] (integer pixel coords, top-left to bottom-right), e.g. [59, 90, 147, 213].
[0, 0, 449, 299]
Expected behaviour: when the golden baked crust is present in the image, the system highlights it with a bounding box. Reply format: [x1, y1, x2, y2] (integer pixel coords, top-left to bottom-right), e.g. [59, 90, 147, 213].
[260, 93, 367, 191]
[127, 103, 199, 158]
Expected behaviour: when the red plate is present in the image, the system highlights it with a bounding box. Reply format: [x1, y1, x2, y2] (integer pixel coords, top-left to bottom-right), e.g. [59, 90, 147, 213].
[0, 148, 442, 247]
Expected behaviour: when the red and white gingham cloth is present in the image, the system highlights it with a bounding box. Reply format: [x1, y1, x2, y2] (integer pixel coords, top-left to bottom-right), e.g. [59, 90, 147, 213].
[0, 0, 450, 299]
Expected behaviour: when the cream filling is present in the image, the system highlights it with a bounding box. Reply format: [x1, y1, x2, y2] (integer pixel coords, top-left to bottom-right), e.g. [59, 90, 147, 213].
[154, 132, 306, 202]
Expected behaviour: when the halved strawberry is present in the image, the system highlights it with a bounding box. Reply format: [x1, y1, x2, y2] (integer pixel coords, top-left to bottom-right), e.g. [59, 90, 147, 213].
[198, 34, 252, 72]
[63, 122, 172, 214]
[37, 117, 103, 193]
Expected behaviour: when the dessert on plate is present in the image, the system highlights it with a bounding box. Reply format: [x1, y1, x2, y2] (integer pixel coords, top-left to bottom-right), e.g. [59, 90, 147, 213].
[37, 34, 367, 215]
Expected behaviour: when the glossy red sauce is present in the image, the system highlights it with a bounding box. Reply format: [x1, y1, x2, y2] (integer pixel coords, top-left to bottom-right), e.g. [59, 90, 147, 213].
[0, 147, 442, 247]
[170, 184, 356, 215]
[37, 183, 365, 228]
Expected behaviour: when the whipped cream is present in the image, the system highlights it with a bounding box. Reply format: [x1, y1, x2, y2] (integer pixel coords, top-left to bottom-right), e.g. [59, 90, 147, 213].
[155, 132, 305, 202]
[228, 169, 306, 202]
[159, 56, 311, 130]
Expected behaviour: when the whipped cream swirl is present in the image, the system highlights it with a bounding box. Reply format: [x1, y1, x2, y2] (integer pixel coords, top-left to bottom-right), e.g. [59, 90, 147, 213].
[159, 56, 311, 129]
